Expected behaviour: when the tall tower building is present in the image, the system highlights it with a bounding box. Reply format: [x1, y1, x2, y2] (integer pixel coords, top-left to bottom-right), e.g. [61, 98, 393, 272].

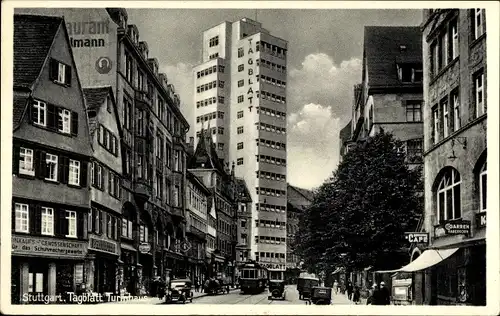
[193, 18, 288, 276]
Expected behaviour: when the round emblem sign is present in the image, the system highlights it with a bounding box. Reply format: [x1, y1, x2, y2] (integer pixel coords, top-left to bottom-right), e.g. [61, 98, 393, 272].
[138, 243, 151, 254]
[95, 57, 112, 74]
[179, 241, 192, 253]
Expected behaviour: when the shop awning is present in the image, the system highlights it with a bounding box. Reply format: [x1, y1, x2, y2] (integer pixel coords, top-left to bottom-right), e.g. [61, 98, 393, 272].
[121, 243, 137, 252]
[375, 248, 459, 273]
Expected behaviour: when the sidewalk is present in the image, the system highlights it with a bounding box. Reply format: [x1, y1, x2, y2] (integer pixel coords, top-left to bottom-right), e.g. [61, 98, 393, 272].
[102, 288, 239, 304]
[331, 293, 368, 305]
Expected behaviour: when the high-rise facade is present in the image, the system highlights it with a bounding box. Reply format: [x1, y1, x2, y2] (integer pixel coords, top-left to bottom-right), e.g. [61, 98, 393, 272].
[193, 18, 288, 275]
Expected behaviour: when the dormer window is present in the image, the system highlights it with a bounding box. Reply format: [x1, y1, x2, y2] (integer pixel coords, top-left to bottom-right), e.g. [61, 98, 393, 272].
[397, 63, 422, 83]
[400, 45, 407, 52]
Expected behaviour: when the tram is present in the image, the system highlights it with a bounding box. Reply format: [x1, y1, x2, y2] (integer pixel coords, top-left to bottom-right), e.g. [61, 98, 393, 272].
[239, 261, 268, 294]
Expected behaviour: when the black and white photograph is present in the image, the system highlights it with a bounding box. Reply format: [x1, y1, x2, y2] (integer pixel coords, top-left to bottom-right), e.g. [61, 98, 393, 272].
[1, 1, 499, 314]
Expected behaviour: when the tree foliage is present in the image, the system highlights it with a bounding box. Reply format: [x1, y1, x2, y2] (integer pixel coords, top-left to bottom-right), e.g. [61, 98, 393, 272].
[294, 129, 423, 272]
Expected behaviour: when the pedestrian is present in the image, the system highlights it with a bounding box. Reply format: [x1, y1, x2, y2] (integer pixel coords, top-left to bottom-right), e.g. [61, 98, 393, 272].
[352, 285, 361, 304]
[194, 278, 199, 292]
[333, 280, 339, 294]
[366, 283, 377, 305]
[379, 281, 391, 305]
[346, 281, 353, 301]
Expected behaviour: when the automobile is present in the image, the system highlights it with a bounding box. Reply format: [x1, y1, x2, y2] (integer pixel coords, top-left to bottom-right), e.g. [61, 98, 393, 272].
[268, 279, 286, 300]
[204, 277, 224, 295]
[165, 278, 193, 304]
[309, 286, 332, 305]
[297, 273, 320, 300]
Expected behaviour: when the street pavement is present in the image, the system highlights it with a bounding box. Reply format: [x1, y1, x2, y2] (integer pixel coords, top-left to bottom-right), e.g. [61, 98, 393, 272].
[101, 285, 366, 305]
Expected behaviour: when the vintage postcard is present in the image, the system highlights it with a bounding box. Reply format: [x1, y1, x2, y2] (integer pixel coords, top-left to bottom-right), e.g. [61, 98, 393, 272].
[1, 1, 499, 315]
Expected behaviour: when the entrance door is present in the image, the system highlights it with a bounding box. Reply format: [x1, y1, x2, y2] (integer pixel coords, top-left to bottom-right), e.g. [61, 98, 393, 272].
[28, 263, 48, 297]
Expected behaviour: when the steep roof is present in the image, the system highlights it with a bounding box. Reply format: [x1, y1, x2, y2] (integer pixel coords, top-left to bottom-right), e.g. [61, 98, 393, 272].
[364, 26, 422, 87]
[14, 14, 62, 88]
[287, 184, 314, 210]
[83, 87, 110, 111]
[13, 95, 30, 128]
[235, 178, 252, 202]
[339, 121, 352, 143]
[188, 127, 225, 173]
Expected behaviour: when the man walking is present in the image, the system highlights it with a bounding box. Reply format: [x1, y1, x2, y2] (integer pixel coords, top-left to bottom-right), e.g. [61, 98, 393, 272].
[333, 280, 339, 294]
[379, 281, 391, 305]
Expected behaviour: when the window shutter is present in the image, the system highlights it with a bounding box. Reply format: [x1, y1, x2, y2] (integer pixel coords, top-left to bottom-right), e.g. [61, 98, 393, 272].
[71, 112, 78, 136]
[93, 162, 98, 187]
[77, 211, 84, 239]
[65, 65, 72, 86]
[33, 204, 42, 234]
[99, 211, 104, 235]
[49, 58, 58, 81]
[47, 104, 56, 131]
[80, 161, 88, 187]
[36, 151, 46, 179]
[12, 144, 20, 175]
[30, 101, 37, 124]
[58, 156, 65, 183]
[117, 217, 121, 239]
[60, 157, 69, 184]
[55, 209, 63, 237]
[11, 202, 16, 230]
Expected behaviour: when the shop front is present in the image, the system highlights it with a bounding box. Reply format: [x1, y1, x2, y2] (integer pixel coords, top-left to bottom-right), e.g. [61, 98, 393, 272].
[87, 234, 121, 295]
[120, 242, 138, 295]
[11, 234, 88, 304]
[138, 242, 154, 295]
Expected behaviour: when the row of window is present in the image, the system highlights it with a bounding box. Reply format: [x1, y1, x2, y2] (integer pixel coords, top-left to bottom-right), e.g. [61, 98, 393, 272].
[256, 155, 287, 166]
[190, 214, 207, 233]
[196, 80, 224, 93]
[256, 203, 287, 213]
[256, 187, 286, 197]
[217, 238, 232, 255]
[431, 74, 485, 144]
[209, 53, 219, 60]
[255, 236, 287, 244]
[258, 90, 287, 104]
[256, 138, 287, 151]
[436, 161, 486, 224]
[255, 219, 286, 229]
[257, 122, 287, 134]
[15, 147, 83, 186]
[257, 58, 287, 73]
[196, 96, 225, 108]
[256, 106, 287, 120]
[397, 63, 423, 83]
[217, 218, 232, 235]
[196, 111, 224, 123]
[257, 171, 286, 182]
[196, 64, 225, 78]
[216, 196, 233, 216]
[430, 9, 485, 78]
[256, 41, 287, 59]
[258, 252, 286, 259]
[258, 74, 287, 88]
[31, 100, 78, 136]
[88, 208, 120, 241]
[90, 161, 121, 199]
[188, 188, 208, 214]
[14, 203, 79, 238]
[98, 124, 119, 156]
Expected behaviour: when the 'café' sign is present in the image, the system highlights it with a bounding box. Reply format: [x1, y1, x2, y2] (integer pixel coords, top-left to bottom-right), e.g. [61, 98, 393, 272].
[404, 232, 429, 244]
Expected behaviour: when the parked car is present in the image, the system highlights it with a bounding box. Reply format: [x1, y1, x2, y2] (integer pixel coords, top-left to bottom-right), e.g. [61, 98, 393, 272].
[165, 279, 193, 304]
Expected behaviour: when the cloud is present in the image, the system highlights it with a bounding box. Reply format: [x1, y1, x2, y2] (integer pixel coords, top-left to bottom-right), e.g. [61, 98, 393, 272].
[285, 54, 362, 189]
[288, 53, 361, 122]
[287, 103, 342, 190]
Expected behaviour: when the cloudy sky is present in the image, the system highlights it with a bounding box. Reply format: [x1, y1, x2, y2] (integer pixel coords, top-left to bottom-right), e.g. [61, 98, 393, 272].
[125, 8, 422, 189]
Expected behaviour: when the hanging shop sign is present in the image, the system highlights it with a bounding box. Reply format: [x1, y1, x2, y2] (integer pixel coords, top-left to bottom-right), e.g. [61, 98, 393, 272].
[180, 240, 192, 253]
[139, 242, 151, 254]
[475, 212, 486, 228]
[404, 232, 429, 244]
[12, 235, 87, 259]
[443, 220, 471, 236]
[89, 236, 118, 255]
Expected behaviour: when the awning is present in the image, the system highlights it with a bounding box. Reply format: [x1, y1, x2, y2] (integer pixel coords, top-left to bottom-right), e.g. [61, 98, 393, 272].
[121, 243, 137, 252]
[375, 248, 459, 273]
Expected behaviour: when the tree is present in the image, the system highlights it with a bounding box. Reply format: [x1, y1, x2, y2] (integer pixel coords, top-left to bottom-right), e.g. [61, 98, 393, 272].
[294, 129, 423, 272]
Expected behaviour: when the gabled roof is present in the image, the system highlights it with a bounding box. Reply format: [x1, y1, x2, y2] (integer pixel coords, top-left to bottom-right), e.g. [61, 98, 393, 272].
[83, 86, 120, 137]
[235, 178, 252, 202]
[13, 95, 30, 128]
[83, 87, 111, 111]
[339, 121, 352, 143]
[14, 14, 62, 88]
[188, 127, 225, 173]
[287, 184, 314, 210]
[186, 170, 212, 196]
[363, 26, 422, 87]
